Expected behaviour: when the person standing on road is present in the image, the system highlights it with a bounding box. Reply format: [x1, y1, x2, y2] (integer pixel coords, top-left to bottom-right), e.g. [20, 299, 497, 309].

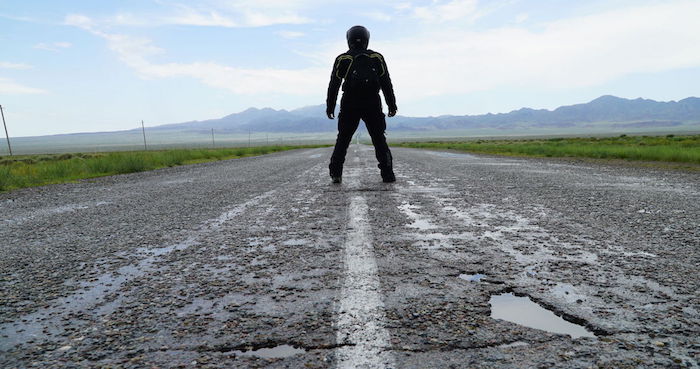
[326, 25, 398, 184]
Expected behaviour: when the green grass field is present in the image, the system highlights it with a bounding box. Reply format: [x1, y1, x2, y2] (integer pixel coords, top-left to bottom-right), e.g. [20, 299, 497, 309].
[396, 134, 700, 165]
[0, 145, 327, 192]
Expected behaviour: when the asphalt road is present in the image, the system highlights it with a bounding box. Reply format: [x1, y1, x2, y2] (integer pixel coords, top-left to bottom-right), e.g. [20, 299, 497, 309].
[1, 145, 698, 368]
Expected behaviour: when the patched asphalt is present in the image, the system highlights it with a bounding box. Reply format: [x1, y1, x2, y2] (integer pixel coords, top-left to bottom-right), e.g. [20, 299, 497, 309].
[1, 145, 698, 368]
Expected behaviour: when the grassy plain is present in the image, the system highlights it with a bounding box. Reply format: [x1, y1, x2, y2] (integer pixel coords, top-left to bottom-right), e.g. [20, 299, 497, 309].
[396, 134, 700, 165]
[0, 145, 326, 191]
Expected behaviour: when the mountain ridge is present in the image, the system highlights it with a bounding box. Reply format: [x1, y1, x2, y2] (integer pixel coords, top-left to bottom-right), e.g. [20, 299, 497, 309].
[29, 95, 700, 138]
[142, 95, 700, 134]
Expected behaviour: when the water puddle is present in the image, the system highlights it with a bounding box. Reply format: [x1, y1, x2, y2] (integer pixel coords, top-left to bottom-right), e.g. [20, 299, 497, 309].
[233, 345, 306, 358]
[524, 266, 538, 278]
[136, 240, 192, 258]
[498, 341, 529, 348]
[490, 293, 595, 339]
[411, 232, 458, 251]
[397, 202, 439, 230]
[4, 201, 111, 225]
[622, 251, 657, 258]
[246, 236, 273, 246]
[2, 194, 279, 351]
[469, 162, 522, 166]
[0, 239, 197, 350]
[459, 273, 486, 282]
[425, 151, 477, 159]
[442, 204, 496, 226]
[282, 239, 309, 246]
[208, 190, 276, 229]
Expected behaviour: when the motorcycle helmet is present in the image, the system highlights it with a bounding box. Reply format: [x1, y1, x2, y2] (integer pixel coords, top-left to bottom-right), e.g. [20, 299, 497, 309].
[346, 25, 370, 50]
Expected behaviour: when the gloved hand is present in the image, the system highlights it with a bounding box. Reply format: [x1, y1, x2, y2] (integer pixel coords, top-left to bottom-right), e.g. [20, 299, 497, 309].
[326, 108, 335, 119]
[388, 106, 397, 117]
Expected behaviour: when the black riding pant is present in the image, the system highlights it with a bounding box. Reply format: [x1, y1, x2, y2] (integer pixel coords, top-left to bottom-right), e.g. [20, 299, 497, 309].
[329, 96, 392, 177]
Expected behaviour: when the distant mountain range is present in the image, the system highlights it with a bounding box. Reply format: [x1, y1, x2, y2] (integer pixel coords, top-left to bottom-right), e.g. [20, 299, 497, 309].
[11, 95, 699, 155]
[142, 95, 700, 134]
[148, 104, 330, 133]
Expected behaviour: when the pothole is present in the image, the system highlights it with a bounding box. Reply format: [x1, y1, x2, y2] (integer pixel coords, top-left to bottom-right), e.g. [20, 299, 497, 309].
[232, 345, 307, 358]
[459, 273, 486, 282]
[490, 293, 595, 339]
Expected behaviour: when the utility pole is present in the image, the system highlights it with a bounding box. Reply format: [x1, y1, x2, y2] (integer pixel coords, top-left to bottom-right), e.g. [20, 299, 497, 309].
[211, 128, 215, 148]
[0, 105, 12, 156]
[141, 120, 148, 150]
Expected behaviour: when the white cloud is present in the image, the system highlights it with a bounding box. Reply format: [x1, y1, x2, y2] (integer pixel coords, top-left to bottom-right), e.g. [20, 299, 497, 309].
[362, 11, 393, 22]
[34, 41, 73, 52]
[66, 14, 325, 95]
[83, 2, 312, 28]
[394, 3, 413, 11]
[0, 13, 38, 23]
[64, 14, 94, 29]
[163, 8, 239, 27]
[372, 0, 700, 100]
[515, 13, 528, 23]
[0, 62, 33, 70]
[63, 1, 700, 105]
[277, 30, 305, 39]
[0, 77, 47, 95]
[218, 0, 315, 25]
[136, 62, 324, 94]
[411, 0, 480, 23]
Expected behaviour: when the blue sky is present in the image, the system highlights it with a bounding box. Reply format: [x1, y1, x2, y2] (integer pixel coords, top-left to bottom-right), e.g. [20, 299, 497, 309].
[1, 0, 699, 136]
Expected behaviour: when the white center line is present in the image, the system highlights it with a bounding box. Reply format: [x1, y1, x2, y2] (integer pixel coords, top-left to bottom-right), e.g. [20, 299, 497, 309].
[336, 194, 395, 368]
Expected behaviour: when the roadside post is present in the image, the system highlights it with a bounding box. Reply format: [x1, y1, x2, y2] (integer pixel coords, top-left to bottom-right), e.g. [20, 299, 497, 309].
[141, 120, 148, 150]
[0, 104, 12, 156]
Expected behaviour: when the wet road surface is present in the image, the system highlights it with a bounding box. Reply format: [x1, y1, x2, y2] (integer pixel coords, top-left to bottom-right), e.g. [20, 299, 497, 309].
[1, 145, 699, 368]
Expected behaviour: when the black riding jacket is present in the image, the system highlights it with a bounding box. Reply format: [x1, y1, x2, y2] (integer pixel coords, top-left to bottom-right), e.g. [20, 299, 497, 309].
[326, 48, 397, 115]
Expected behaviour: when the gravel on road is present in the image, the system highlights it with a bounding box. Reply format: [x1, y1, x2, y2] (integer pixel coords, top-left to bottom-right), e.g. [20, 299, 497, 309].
[1, 145, 698, 368]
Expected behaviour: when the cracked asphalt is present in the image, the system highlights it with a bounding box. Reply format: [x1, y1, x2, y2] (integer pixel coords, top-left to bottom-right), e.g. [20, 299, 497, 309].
[1, 145, 698, 368]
